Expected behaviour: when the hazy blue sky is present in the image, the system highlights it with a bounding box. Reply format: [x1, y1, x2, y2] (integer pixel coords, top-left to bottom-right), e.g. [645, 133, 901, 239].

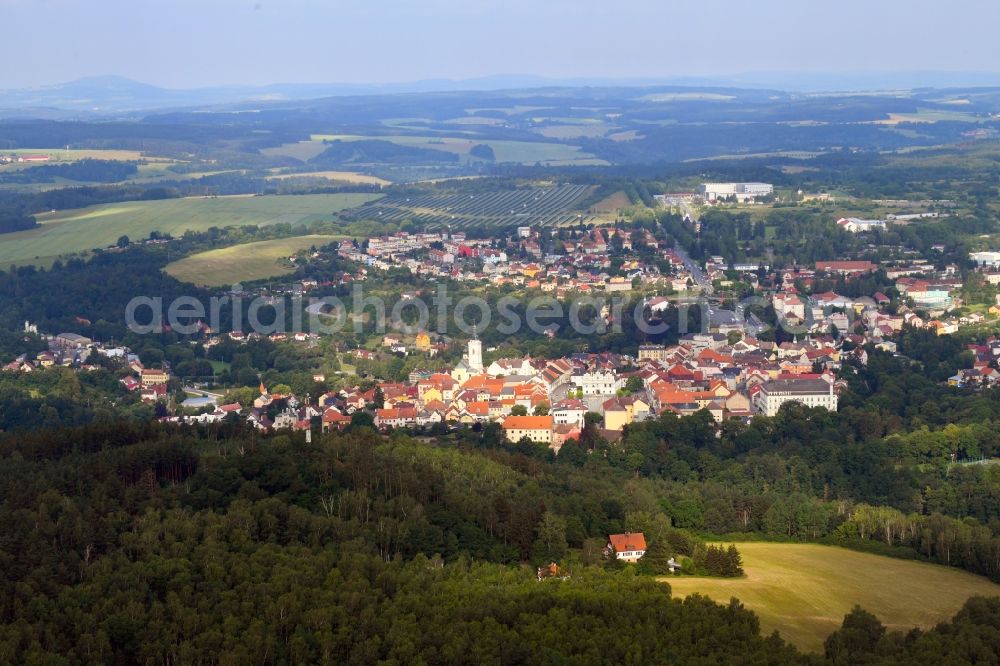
[3, 0, 1000, 88]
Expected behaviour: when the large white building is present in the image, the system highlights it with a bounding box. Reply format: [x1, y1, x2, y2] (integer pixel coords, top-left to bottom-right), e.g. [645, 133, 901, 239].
[570, 370, 620, 396]
[700, 182, 774, 203]
[970, 251, 1000, 268]
[837, 217, 887, 233]
[752, 378, 837, 416]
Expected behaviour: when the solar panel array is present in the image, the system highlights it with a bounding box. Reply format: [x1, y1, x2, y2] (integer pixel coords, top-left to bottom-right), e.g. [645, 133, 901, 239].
[341, 185, 596, 231]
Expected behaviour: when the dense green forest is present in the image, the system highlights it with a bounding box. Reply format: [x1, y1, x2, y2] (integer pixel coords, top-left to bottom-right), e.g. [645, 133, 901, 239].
[312, 139, 461, 166]
[1, 421, 998, 664]
[0, 158, 138, 185]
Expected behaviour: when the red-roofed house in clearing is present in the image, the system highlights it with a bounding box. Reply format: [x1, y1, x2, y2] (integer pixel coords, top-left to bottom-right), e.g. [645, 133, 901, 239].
[607, 532, 647, 563]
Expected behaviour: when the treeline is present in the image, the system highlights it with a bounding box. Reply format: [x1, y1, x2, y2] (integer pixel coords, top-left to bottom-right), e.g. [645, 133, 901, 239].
[837, 504, 1000, 577]
[0, 367, 151, 432]
[0, 204, 36, 233]
[312, 139, 460, 166]
[0, 158, 138, 184]
[0, 249, 203, 340]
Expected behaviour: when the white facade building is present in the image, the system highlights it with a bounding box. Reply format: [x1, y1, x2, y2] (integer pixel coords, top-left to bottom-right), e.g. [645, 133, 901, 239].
[837, 217, 887, 233]
[970, 251, 1000, 268]
[753, 378, 838, 416]
[570, 370, 620, 396]
[700, 182, 774, 203]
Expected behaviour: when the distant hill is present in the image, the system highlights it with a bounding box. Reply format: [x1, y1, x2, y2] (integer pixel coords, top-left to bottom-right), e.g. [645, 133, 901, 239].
[6, 71, 1000, 117]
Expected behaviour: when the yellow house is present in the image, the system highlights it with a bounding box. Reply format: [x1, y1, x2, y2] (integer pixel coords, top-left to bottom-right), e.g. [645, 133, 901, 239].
[415, 331, 431, 351]
[989, 305, 1000, 317]
[630, 396, 651, 420]
[604, 404, 630, 431]
[603, 395, 651, 431]
[419, 386, 442, 404]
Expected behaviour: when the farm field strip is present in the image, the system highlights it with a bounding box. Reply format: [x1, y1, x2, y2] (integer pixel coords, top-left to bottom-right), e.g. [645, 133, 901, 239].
[0, 193, 380, 267]
[164, 234, 342, 286]
[665, 542, 1000, 653]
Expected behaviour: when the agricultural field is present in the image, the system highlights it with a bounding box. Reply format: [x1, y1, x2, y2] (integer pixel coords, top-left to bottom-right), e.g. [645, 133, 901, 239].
[0, 193, 379, 267]
[0, 148, 150, 163]
[665, 542, 1000, 653]
[340, 184, 599, 231]
[267, 170, 391, 186]
[164, 234, 341, 286]
[591, 190, 633, 213]
[0, 151, 225, 191]
[636, 92, 737, 102]
[535, 122, 612, 140]
[873, 108, 985, 124]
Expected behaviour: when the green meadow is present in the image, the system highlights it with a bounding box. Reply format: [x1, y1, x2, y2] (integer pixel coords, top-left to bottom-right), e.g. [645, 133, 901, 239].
[0, 193, 379, 266]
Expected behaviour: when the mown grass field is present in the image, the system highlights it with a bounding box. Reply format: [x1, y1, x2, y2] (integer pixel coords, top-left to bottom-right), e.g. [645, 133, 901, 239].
[164, 234, 342, 286]
[0, 193, 379, 266]
[592, 190, 632, 213]
[664, 542, 1000, 653]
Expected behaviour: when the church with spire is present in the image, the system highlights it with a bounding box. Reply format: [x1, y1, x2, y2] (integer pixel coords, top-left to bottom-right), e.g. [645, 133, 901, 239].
[451, 328, 484, 382]
[253, 380, 273, 409]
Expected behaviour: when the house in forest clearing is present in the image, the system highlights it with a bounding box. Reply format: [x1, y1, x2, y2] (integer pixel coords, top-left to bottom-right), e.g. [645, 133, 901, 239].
[607, 532, 647, 563]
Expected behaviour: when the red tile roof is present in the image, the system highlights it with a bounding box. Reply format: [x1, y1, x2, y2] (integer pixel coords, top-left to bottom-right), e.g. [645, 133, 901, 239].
[608, 532, 647, 553]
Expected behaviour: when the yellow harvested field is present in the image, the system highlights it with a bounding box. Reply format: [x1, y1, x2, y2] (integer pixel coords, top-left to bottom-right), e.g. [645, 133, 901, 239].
[665, 542, 1000, 653]
[268, 170, 390, 186]
[0, 148, 152, 162]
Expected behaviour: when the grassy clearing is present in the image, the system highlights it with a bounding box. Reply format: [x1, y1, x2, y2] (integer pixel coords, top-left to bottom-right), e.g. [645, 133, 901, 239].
[535, 125, 609, 139]
[664, 542, 1000, 653]
[260, 141, 331, 161]
[463, 106, 555, 115]
[684, 150, 823, 163]
[874, 108, 983, 124]
[267, 170, 391, 186]
[592, 190, 632, 213]
[608, 129, 644, 142]
[0, 193, 379, 267]
[164, 234, 342, 286]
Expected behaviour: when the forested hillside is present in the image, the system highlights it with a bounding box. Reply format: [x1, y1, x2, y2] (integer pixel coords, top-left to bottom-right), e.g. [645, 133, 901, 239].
[1, 421, 998, 664]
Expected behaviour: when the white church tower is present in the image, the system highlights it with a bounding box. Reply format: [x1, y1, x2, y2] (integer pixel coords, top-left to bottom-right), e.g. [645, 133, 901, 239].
[467, 328, 483, 373]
